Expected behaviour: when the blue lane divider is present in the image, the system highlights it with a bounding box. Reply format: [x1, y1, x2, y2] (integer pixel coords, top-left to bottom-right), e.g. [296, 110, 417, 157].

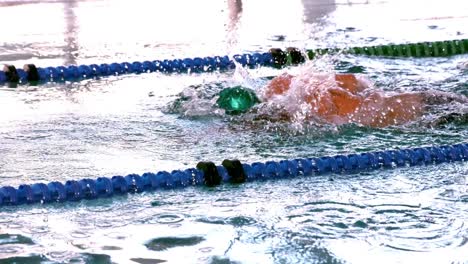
[0, 53, 273, 85]
[1, 143, 466, 207]
[1, 38, 467, 86]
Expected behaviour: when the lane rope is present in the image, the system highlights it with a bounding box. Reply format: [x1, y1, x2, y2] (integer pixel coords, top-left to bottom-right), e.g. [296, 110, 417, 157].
[1, 143, 466, 207]
[1, 39, 467, 85]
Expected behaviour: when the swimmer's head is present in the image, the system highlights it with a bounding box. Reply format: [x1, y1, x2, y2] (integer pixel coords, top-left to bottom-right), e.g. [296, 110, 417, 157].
[216, 86, 260, 115]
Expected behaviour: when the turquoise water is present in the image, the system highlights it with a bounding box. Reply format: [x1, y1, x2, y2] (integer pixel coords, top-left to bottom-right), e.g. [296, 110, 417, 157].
[0, 0, 467, 263]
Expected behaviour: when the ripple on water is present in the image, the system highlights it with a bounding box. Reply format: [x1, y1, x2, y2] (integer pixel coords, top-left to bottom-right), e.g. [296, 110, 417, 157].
[0, 245, 22, 254]
[69, 253, 112, 264]
[280, 191, 468, 253]
[0, 235, 38, 261]
[459, 194, 468, 203]
[70, 230, 91, 239]
[195, 216, 257, 227]
[227, 216, 257, 227]
[211, 197, 241, 209]
[95, 220, 114, 228]
[6, 222, 24, 230]
[0, 214, 16, 224]
[285, 201, 367, 239]
[207, 256, 243, 264]
[26, 225, 50, 234]
[272, 232, 345, 264]
[143, 213, 185, 224]
[130, 258, 167, 264]
[101, 245, 123, 250]
[104, 232, 129, 240]
[195, 216, 226, 225]
[0, 255, 49, 264]
[0, 234, 34, 245]
[145, 236, 205, 251]
[73, 206, 132, 228]
[47, 250, 76, 260]
[85, 204, 114, 213]
[71, 240, 90, 250]
[371, 212, 467, 251]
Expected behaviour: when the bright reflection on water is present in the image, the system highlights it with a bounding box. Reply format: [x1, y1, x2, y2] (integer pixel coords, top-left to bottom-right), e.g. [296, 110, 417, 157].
[0, 0, 468, 263]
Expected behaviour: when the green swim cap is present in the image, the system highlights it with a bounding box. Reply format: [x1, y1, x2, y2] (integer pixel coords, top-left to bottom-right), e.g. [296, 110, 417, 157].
[216, 86, 260, 115]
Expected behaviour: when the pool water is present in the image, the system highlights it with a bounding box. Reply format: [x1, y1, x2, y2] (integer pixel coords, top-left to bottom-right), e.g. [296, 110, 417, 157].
[0, 0, 467, 263]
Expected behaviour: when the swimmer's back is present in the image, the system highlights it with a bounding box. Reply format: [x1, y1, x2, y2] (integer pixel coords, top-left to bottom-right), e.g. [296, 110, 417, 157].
[264, 73, 365, 99]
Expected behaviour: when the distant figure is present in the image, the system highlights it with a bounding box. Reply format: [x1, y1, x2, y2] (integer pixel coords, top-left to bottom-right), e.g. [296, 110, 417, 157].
[63, 0, 79, 65]
[301, 0, 336, 24]
[226, 0, 243, 49]
[228, 0, 242, 21]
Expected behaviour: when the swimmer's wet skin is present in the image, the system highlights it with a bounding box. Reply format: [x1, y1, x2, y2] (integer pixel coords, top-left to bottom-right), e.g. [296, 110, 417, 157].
[215, 73, 467, 128]
[262, 73, 467, 128]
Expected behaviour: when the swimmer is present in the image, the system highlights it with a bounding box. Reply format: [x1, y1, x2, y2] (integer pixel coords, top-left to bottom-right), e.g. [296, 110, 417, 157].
[261, 72, 467, 127]
[213, 71, 467, 128]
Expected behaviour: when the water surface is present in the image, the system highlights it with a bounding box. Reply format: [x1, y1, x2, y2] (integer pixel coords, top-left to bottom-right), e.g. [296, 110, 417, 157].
[0, 0, 467, 263]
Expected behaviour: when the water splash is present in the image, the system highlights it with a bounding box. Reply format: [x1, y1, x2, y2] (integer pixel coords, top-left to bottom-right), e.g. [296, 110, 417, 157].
[164, 60, 267, 118]
[251, 55, 346, 130]
[164, 53, 467, 133]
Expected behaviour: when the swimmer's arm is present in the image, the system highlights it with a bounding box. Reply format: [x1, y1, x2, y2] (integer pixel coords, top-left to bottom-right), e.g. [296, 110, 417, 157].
[335, 74, 369, 94]
[328, 87, 363, 106]
[263, 73, 293, 99]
